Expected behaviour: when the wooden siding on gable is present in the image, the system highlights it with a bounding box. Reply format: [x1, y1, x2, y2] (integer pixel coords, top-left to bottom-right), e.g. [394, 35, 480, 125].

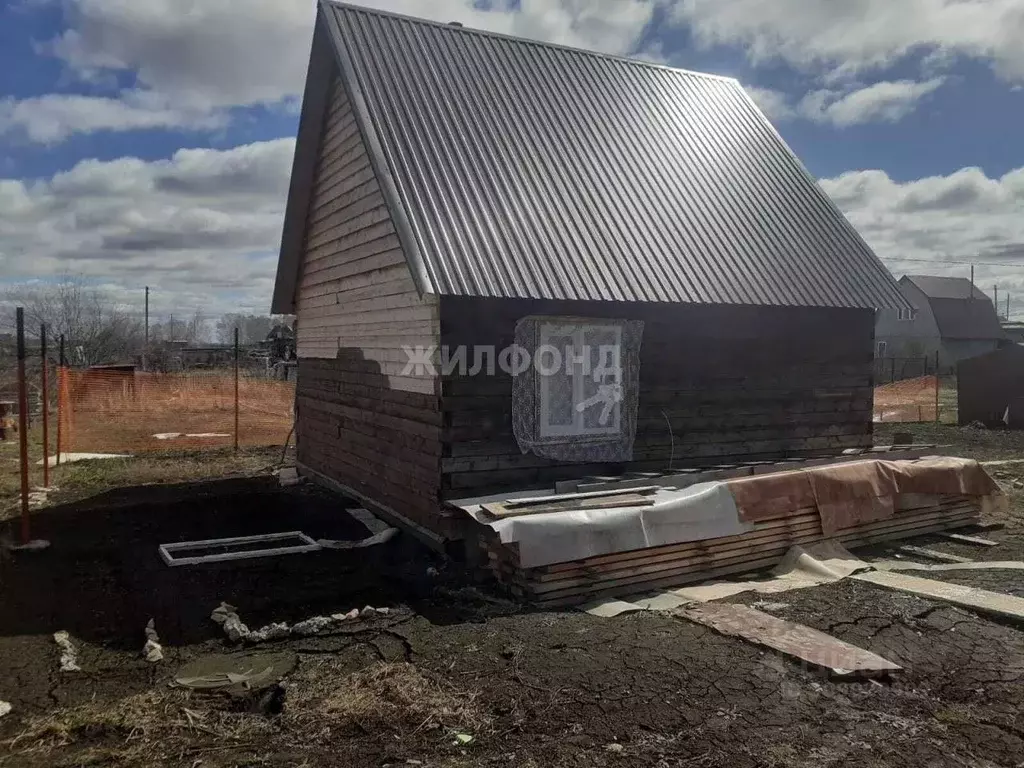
[294, 77, 439, 396]
[293, 75, 446, 539]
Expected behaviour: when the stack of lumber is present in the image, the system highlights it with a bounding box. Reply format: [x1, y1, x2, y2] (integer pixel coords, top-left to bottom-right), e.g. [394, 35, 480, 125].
[478, 493, 981, 607]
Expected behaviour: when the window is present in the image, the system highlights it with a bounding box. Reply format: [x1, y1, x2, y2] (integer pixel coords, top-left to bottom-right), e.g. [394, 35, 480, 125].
[897, 308, 917, 321]
[877, 341, 887, 358]
[511, 315, 642, 462]
[537, 321, 624, 440]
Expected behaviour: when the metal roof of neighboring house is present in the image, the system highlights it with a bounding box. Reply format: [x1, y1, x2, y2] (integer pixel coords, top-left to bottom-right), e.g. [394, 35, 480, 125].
[903, 275, 989, 301]
[899, 276, 1005, 340]
[273, 1, 908, 313]
[929, 299, 1006, 340]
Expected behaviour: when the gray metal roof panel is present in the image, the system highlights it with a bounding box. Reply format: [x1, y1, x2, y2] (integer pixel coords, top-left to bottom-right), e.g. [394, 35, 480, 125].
[929, 298, 1006, 340]
[905, 275, 989, 301]
[320, 0, 908, 310]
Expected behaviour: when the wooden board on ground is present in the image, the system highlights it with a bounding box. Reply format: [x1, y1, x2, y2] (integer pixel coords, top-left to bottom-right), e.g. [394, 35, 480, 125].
[853, 570, 1024, 622]
[897, 545, 975, 564]
[939, 533, 999, 547]
[675, 602, 901, 679]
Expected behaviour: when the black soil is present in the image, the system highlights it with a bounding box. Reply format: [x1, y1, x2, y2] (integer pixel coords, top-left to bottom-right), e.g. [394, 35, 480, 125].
[2, 477, 1024, 767]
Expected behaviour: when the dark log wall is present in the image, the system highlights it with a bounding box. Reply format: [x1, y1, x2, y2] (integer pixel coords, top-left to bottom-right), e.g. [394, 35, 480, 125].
[440, 296, 876, 497]
[297, 356, 445, 536]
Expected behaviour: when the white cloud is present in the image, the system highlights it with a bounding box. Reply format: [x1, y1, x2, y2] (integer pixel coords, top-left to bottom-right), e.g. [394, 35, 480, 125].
[0, 92, 226, 144]
[6, 0, 660, 144]
[797, 78, 945, 127]
[744, 85, 793, 121]
[822, 166, 1024, 302]
[674, 0, 1024, 82]
[0, 139, 295, 316]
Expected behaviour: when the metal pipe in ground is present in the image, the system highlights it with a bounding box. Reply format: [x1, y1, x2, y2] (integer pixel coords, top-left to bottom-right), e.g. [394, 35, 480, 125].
[41, 324, 49, 488]
[16, 308, 30, 544]
[234, 327, 240, 452]
[56, 334, 65, 467]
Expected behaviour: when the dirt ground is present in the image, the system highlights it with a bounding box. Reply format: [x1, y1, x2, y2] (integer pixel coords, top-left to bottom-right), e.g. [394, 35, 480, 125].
[1, 424, 1023, 767]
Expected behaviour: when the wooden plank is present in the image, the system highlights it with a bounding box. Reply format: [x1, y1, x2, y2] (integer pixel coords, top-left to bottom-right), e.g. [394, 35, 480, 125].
[675, 602, 900, 679]
[529, 515, 979, 606]
[853, 570, 1024, 622]
[519, 510, 979, 596]
[939, 533, 999, 547]
[481, 494, 654, 520]
[897, 546, 975, 564]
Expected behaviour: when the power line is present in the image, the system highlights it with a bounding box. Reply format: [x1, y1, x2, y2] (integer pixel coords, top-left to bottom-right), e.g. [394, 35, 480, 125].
[880, 256, 1024, 268]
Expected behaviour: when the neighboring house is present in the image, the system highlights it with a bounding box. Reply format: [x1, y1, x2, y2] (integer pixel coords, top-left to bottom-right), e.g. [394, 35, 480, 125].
[1001, 321, 1024, 345]
[272, 1, 906, 547]
[875, 275, 1006, 368]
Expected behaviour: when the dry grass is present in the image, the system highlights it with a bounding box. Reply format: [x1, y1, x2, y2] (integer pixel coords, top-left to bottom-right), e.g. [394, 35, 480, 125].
[2, 662, 489, 766]
[61, 369, 294, 452]
[2, 688, 274, 767]
[288, 661, 490, 737]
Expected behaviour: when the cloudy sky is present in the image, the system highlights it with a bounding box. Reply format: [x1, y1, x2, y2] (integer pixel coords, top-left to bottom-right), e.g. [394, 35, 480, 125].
[2, 0, 1023, 321]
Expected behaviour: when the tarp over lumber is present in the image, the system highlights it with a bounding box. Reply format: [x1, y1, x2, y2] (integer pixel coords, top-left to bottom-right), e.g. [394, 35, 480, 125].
[727, 457, 1002, 535]
[464, 458, 1002, 570]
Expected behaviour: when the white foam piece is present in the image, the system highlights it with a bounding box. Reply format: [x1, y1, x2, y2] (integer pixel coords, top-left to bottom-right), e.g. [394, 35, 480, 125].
[38, 452, 130, 467]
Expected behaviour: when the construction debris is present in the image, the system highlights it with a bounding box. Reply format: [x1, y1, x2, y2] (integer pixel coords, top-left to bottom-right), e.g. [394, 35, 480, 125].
[143, 619, 164, 663]
[317, 507, 399, 549]
[0, 701, 10, 719]
[276, 467, 300, 487]
[53, 631, 81, 672]
[173, 651, 297, 698]
[210, 603, 250, 642]
[212, 602, 392, 644]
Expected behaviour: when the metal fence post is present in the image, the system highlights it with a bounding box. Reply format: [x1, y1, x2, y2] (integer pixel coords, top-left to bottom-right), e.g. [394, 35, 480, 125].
[41, 324, 49, 488]
[16, 308, 31, 544]
[234, 327, 240, 453]
[56, 334, 65, 466]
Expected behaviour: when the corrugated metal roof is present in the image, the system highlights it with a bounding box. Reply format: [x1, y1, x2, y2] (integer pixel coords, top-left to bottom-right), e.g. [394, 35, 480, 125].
[930, 299, 1005, 340]
[319, 1, 907, 310]
[904, 275, 988, 301]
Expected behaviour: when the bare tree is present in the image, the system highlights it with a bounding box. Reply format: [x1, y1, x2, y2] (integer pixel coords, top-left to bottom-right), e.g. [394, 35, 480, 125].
[185, 308, 206, 344]
[6, 277, 143, 366]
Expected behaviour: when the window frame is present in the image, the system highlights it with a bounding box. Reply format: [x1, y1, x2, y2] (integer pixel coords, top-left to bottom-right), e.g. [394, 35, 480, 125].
[537, 321, 624, 441]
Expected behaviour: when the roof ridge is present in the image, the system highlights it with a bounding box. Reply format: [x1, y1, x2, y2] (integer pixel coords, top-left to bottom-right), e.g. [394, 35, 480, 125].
[320, 0, 738, 85]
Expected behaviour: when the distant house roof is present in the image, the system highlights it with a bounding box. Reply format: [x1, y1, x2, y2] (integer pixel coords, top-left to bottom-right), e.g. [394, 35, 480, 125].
[904, 275, 989, 301]
[900, 276, 1005, 340]
[274, 0, 907, 313]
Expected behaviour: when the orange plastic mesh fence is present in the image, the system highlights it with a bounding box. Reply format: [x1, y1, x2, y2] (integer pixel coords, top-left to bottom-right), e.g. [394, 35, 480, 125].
[873, 375, 938, 423]
[57, 367, 294, 453]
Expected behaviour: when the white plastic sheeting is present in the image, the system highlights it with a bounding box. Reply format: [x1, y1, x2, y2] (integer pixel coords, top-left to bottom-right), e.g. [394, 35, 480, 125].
[466, 481, 751, 569]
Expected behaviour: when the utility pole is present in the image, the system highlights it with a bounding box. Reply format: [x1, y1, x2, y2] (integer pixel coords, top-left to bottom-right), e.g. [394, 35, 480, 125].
[970, 265, 974, 294]
[994, 285, 999, 312]
[144, 286, 149, 371]
[1007, 294, 1011, 321]
[169, 314, 175, 342]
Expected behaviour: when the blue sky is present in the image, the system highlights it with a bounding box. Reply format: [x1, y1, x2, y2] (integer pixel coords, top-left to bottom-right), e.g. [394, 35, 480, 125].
[2, 0, 1023, 320]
